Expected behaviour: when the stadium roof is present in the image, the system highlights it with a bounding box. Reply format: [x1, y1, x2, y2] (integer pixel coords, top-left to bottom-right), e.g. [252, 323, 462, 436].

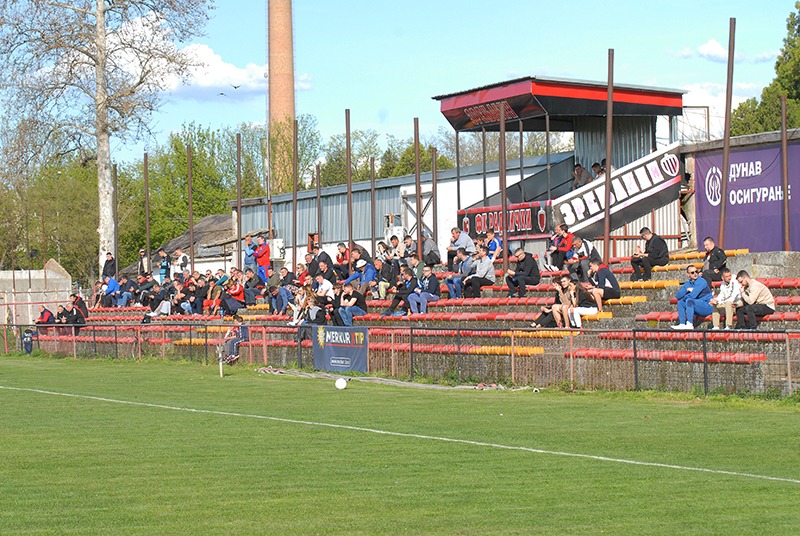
[432, 76, 686, 132]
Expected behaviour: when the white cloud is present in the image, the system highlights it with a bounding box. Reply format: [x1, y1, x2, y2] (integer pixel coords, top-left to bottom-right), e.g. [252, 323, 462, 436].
[677, 81, 762, 139]
[676, 38, 777, 64]
[168, 43, 313, 101]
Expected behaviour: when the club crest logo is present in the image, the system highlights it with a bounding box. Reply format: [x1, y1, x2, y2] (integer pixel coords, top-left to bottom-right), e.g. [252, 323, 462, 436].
[660, 153, 680, 177]
[537, 206, 546, 233]
[705, 166, 723, 207]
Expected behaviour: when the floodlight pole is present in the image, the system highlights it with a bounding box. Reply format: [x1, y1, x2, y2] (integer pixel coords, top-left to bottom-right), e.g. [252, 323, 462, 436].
[718, 18, 736, 249]
[603, 49, 614, 263]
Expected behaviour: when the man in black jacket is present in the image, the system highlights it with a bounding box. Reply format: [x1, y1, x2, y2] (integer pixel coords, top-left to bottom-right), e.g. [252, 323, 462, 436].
[505, 248, 541, 297]
[700, 236, 727, 286]
[381, 268, 417, 316]
[631, 227, 669, 281]
[102, 252, 116, 279]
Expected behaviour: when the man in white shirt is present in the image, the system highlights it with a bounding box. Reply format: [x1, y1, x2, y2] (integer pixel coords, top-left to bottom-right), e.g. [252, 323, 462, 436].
[710, 267, 740, 330]
[314, 273, 335, 306]
[463, 246, 495, 298]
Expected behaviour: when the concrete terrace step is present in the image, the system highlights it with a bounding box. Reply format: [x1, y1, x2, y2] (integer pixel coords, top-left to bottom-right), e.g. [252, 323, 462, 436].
[566, 348, 766, 364]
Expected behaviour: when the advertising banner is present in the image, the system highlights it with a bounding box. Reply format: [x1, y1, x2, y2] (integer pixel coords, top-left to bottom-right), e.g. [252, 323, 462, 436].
[457, 201, 552, 241]
[312, 326, 369, 373]
[552, 142, 683, 239]
[694, 143, 799, 252]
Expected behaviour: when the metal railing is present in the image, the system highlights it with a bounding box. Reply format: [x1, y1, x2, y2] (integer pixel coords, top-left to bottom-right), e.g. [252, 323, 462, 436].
[4, 322, 798, 396]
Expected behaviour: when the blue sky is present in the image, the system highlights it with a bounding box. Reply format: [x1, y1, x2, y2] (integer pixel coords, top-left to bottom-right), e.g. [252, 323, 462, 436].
[118, 0, 792, 161]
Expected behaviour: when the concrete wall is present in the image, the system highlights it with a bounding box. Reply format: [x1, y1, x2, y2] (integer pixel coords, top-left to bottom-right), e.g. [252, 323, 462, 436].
[0, 260, 73, 326]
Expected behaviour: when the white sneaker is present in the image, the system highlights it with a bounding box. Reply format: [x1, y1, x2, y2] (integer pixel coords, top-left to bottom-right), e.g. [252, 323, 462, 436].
[711, 326, 720, 330]
[671, 323, 692, 330]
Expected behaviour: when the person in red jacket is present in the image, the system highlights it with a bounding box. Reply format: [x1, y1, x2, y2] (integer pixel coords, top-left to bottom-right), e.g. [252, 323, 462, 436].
[253, 235, 271, 282]
[548, 224, 574, 270]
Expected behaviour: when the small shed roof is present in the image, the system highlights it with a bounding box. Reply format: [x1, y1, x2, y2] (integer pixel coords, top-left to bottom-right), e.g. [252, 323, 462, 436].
[433, 76, 685, 132]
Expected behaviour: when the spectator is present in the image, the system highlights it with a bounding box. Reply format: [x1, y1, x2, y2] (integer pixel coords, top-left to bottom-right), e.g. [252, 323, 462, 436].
[156, 248, 170, 284]
[505, 248, 540, 298]
[375, 241, 392, 262]
[485, 230, 503, 261]
[71, 294, 89, 319]
[64, 303, 86, 332]
[672, 265, 712, 330]
[294, 263, 308, 286]
[351, 244, 372, 264]
[408, 253, 424, 280]
[333, 242, 350, 279]
[102, 252, 116, 279]
[116, 275, 135, 307]
[243, 268, 265, 306]
[591, 162, 602, 178]
[401, 235, 416, 265]
[316, 260, 337, 285]
[408, 264, 441, 314]
[446, 227, 475, 272]
[35, 305, 55, 325]
[279, 266, 294, 287]
[243, 234, 257, 274]
[102, 274, 120, 308]
[463, 246, 495, 298]
[566, 236, 600, 283]
[222, 315, 249, 364]
[371, 258, 397, 300]
[710, 268, 740, 330]
[137, 248, 150, 278]
[547, 224, 574, 270]
[380, 268, 418, 317]
[335, 283, 368, 326]
[563, 276, 597, 329]
[269, 285, 294, 316]
[700, 236, 727, 286]
[312, 244, 333, 268]
[530, 277, 563, 328]
[55, 305, 68, 325]
[631, 227, 669, 282]
[253, 235, 271, 282]
[173, 248, 189, 272]
[571, 163, 593, 190]
[305, 252, 319, 279]
[587, 259, 620, 313]
[146, 283, 173, 317]
[445, 248, 474, 299]
[387, 235, 404, 271]
[735, 271, 775, 330]
[203, 279, 223, 315]
[221, 279, 245, 316]
[344, 258, 377, 296]
[314, 272, 335, 306]
[265, 266, 282, 288]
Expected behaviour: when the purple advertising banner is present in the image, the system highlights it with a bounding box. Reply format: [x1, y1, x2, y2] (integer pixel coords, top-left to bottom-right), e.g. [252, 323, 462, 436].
[694, 143, 799, 252]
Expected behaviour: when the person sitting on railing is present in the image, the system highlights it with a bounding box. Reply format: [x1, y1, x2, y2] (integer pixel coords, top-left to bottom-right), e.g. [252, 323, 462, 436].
[505, 248, 540, 298]
[631, 227, 670, 282]
[671, 265, 712, 330]
[445, 248, 474, 299]
[735, 271, 775, 330]
[408, 264, 441, 314]
[222, 315, 249, 364]
[463, 246, 495, 298]
[700, 236, 727, 286]
[587, 259, 620, 313]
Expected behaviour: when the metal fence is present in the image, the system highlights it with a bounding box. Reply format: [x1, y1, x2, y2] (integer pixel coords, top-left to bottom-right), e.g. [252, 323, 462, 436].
[3, 323, 798, 396]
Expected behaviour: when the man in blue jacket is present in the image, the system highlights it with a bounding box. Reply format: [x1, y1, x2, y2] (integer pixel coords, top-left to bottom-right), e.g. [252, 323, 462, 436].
[344, 259, 377, 297]
[672, 265, 712, 330]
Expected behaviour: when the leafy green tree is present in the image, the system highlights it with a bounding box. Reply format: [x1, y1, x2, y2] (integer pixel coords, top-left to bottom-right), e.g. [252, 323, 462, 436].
[731, 2, 800, 135]
[319, 129, 382, 186]
[390, 144, 454, 177]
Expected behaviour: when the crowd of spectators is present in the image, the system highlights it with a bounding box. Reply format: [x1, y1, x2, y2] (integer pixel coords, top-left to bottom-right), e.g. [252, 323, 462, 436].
[46, 225, 777, 333]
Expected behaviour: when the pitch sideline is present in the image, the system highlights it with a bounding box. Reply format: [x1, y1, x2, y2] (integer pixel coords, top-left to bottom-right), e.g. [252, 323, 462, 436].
[2, 384, 799, 486]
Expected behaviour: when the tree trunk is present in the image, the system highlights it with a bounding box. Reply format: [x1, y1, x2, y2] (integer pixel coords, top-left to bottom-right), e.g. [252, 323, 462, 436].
[95, 0, 114, 272]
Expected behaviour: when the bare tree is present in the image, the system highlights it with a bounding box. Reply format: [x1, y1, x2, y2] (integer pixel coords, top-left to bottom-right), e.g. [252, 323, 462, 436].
[0, 0, 213, 270]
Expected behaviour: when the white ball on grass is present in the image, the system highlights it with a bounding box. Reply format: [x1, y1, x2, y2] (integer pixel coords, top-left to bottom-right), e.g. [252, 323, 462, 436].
[335, 378, 348, 390]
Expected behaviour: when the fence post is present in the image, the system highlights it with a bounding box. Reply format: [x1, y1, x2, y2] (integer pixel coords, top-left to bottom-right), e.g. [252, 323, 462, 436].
[390, 331, 396, 377]
[204, 325, 209, 366]
[702, 331, 709, 396]
[296, 327, 303, 369]
[569, 330, 575, 391]
[189, 327, 194, 363]
[261, 326, 267, 366]
[633, 329, 639, 391]
[785, 333, 793, 397]
[114, 324, 119, 360]
[93, 325, 97, 354]
[456, 329, 462, 382]
[72, 325, 77, 360]
[410, 327, 415, 380]
[137, 325, 142, 361]
[510, 330, 516, 384]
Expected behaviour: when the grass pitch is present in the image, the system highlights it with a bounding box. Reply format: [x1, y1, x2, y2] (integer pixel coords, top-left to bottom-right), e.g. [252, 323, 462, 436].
[1, 355, 799, 535]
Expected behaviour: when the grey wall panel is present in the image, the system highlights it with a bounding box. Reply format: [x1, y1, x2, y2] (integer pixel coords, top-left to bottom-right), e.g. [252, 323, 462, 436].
[574, 116, 656, 172]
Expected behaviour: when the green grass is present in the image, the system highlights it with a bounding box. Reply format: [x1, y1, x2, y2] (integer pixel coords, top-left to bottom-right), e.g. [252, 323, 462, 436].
[1, 356, 800, 535]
